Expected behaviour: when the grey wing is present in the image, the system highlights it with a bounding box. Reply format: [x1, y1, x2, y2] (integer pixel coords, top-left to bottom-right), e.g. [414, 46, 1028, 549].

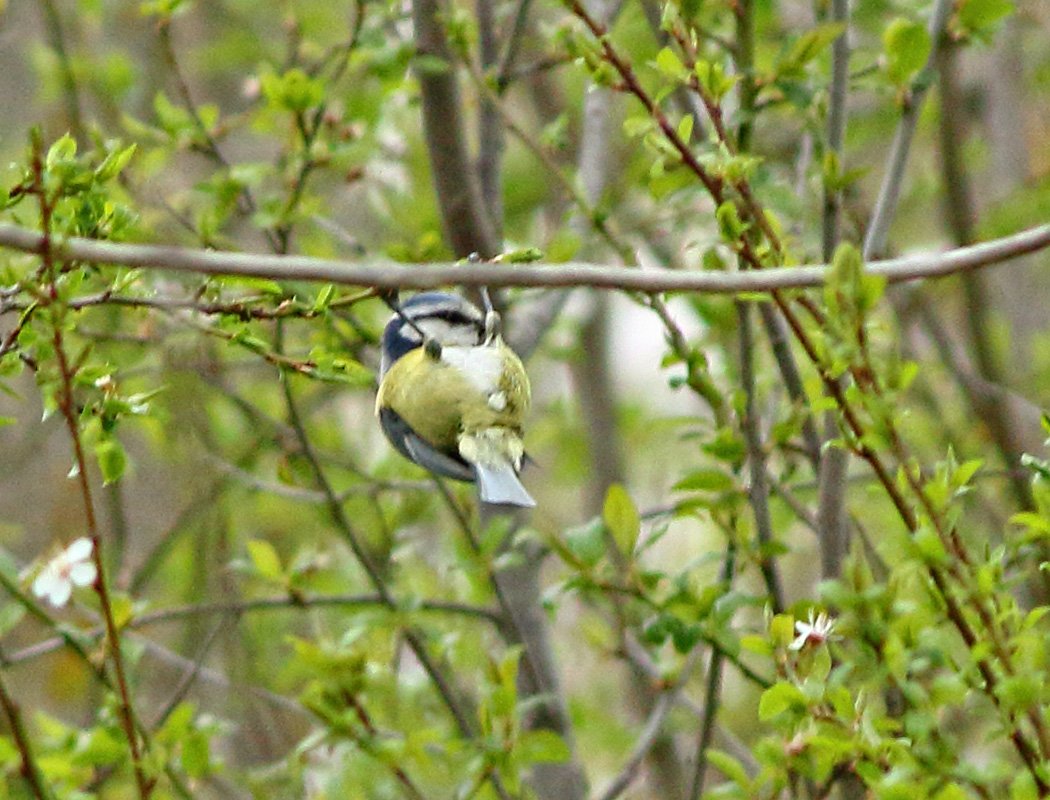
[403, 433, 476, 483]
[379, 407, 475, 482]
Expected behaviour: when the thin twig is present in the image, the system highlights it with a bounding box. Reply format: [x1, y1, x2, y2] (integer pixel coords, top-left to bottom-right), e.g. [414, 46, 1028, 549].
[37, 0, 86, 145]
[31, 141, 154, 799]
[934, 41, 1033, 512]
[687, 523, 737, 800]
[822, 0, 850, 258]
[3, 593, 503, 668]
[0, 669, 51, 799]
[150, 618, 227, 730]
[737, 300, 784, 612]
[620, 634, 758, 773]
[342, 693, 428, 800]
[495, 0, 535, 88]
[593, 646, 704, 800]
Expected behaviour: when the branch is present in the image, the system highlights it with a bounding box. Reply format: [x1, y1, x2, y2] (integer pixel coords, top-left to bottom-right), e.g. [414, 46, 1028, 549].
[935, 41, 1033, 512]
[593, 646, 703, 800]
[412, 0, 499, 257]
[862, 0, 954, 259]
[620, 634, 758, 774]
[1, 221, 1048, 294]
[815, 0, 853, 583]
[477, 0, 504, 233]
[822, 0, 850, 259]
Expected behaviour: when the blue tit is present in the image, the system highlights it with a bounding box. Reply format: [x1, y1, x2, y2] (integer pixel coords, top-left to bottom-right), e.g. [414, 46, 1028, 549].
[376, 292, 535, 508]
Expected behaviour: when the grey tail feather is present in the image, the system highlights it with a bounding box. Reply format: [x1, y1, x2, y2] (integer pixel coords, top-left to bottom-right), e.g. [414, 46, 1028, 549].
[473, 462, 536, 507]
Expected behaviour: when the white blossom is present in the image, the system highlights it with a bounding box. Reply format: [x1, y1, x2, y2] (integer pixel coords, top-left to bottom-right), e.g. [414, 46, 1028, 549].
[789, 610, 838, 651]
[31, 537, 98, 608]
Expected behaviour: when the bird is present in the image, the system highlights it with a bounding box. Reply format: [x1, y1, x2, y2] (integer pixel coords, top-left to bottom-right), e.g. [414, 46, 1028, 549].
[375, 291, 535, 508]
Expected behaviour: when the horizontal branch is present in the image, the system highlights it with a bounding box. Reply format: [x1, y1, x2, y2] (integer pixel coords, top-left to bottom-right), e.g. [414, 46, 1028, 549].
[1, 221, 1048, 294]
[2, 592, 502, 667]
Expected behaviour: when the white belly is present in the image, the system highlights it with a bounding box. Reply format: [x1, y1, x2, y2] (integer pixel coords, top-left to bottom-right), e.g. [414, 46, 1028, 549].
[441, 345, 503, 395]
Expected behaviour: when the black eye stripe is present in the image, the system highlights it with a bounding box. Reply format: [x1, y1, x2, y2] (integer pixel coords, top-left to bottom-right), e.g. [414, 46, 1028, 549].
[406, 306, 483, 328]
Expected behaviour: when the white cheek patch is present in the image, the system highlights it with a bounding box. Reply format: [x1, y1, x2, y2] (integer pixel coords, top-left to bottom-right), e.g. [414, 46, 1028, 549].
[414, 318, 480, 347]
[488, 391, 507, 411]
[441, 345, 503, 395]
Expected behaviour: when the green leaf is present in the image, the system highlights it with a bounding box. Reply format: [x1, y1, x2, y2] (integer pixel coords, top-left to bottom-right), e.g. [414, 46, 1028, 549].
[671, 622, 703, 653]
[770, 613, 795, 648]
[603, 484, 640, 556]
[914, 526, 948, 564]
[545, 230, 582, 262]
[677, 114, 694, 144]
[695, 60, 738, 101]
[0, 601, 26, 639]
[654, 47, 688, 81]
[46, 133, 78, 165]
[308, 349, 374, 387]
[413, 54, 452, 76]
[758, 681, 806, 721]
[95, 439, 127, 485]
[705, 749, 750, 786]
[0, 735, 19, 770]
[312, 284, 335, 313]
[109, 592, 135, 628]
[780, 23, 846, 73]
[261, 68, 324, 112]
[564, 518, 606, 568]
[623, 115, 655, 139]
[1023, 607, 1050, 629]
[501, 247, 544, 263]
[95, 143, 137, 182]
[673, 468, 734, 493]
[825, 242, 862, 308]
[883, 19, 931, 85]
[932, 785, 967, 800]
[70, 727, 125, 767]
[517, 730, 571, 764]
[153, 91, 193, 133]
[649, 167, 695, 199]
[247, 540, 283, 581]
[702, 428, 745, 463]
[739, 634, 773, 657]
[716, 201, 746, 241]
[218, 275, 285, 295]
[1012, 771, 1039, 800]
[952, 457, 983, 489]
[995, 674, 1040, 713]
[158, 703, 195, 740]
[958, 0, 1014, 35]
[182, 730, 211, 779]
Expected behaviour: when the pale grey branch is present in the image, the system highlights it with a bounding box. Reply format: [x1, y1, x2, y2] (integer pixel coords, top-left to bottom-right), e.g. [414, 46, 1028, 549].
[0, 221, 1048, 294]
